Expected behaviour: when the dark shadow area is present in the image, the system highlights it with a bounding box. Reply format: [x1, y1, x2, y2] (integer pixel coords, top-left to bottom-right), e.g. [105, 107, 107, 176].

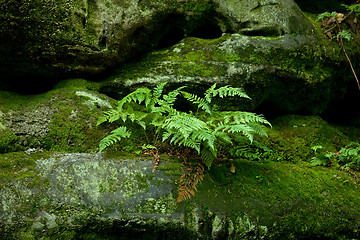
[0, 75, 58, 95]
[156, 14, 186, 49]
[189, 20, 224, 39]
[294, 0, 355, 13]
[321, 81, 360, 127]
[240, 27, 285, 37]
[75, 219, 198, 240]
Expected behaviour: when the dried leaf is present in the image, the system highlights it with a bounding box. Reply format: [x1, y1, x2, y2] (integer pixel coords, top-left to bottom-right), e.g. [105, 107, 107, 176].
[336, 13, 344, 23]
[230, 163, 236, 174]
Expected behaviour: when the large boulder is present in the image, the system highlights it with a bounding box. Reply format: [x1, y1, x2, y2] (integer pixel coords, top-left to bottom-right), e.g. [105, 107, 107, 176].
[99, 32, 343, 115]
[0, 78, 359, 239]
[96, 0, 355, 115]
[1, 148, 360, 239]
[2, 0, 358, 114]
[0, 79, 111, 153]
[0, 1, 347, 86]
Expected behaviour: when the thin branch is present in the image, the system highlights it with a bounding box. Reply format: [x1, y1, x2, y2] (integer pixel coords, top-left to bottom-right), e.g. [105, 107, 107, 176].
[335, 22, 360, 90]
[340, 38, 360, 90]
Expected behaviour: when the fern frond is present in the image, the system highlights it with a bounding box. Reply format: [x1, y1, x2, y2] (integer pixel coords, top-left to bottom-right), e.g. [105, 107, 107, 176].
[99, 126, 131, 153]
[204, 83, 217, 104]
[211, 85, 251, 99]
[163, 86, 187, 106]
[247, 122, 269, 137]
[164, 114, 207, 138]
[181, 91, 212, 114]
[222, 112, 271, 126]
[215, 131, 233, 145]
[97, 109, 120, 125]
[176, 163, 204, 203]
[217, 124, 254, 134]
[152, 82, 167, 100]
[169, 132, 186, 146]
[163, 130, 201, 153]
[201, 145, 217, 169]
[153, 100, 179, 116]
[183, 139, 201, 154]
[191, 129, 216, 152]
[117, 87, 152, 111]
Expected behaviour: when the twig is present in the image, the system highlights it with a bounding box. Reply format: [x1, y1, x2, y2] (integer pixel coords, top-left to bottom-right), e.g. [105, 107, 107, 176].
[339, 37, 360, 90]
[335, 22, 360, 90]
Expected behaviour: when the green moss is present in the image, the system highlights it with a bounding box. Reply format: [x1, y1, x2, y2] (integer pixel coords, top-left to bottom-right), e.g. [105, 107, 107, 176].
[103, 30, 344, 114]
[260, 115, 351, 163]
[157, 161, 182, 176]
[196, 158, 360, 239]
[135, 194, 177, 214]
[0, 151, 52, 189]
[0, 78, 113, 153]
[44, 104, 104, 152]
[0, 129, 19, 153]
[52, 78, 100, 92]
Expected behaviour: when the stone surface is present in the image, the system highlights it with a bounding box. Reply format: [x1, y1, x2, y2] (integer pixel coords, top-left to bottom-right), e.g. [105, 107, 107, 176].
[1, 1, 360, 239]
[99, 32, 343, 114]
[0, 79, 111, 153]
[0, 0, 324, 85]
[1, 147, 360, 239]
[1, 0, 357, 114]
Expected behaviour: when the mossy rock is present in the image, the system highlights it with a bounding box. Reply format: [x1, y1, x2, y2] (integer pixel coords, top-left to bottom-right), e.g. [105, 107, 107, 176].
[0, 150, 360, 239]
[259, 115, 352, 163]
[3, 0, 355, 101]
[0, 79, 113, 153]
[99, 29, 348, 115]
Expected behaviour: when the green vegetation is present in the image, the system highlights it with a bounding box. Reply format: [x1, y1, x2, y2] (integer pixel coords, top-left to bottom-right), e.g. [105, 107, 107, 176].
[341, 3, 360, 16]
[316, 3, 360, 90]
[97, 82, 270, 169]
[311, 142, 360, 170]
[196, 158, 360, 239]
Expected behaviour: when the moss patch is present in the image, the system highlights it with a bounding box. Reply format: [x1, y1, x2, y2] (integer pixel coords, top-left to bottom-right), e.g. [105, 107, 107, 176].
[196, 159, 360, 239]
[0, 78, 113, 153]
[100, 31, 347, 114]
[238, 115, 353, 164]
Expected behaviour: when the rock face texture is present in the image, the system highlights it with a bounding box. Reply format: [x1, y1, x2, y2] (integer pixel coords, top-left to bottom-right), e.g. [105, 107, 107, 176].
[1, 0, 355, 113]
[1, 1, 360, 239]
[1, 147, 360, 240]
[1, 0, 312, 81]
[0, 79, 110, 153]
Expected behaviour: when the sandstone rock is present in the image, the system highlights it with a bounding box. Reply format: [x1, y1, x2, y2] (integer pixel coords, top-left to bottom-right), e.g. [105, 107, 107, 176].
[1, 149, 360, 239]
[0, 79, 111, 152]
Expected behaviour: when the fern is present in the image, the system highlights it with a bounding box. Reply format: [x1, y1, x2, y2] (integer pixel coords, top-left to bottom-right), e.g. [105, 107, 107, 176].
[98, 82, 271, 170]
[210, 84, 250, 99]
[97, 109, 120, 125]
[181, 91, 212, 113]
[176, 163, 204, 203]
[99, 127, 131, 153]
[117, 87, 152, 111]
[98, 81, 272, 202]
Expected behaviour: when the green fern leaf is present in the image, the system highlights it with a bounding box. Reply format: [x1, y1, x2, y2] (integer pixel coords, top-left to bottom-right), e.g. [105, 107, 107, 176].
[97, 109, 120, 125]
[181, 91, 212, 113]
[247, 123, 268, 137]
[201, 145, 217, 169]
[118, 87, 152, 111]
[99, 126, 131, 153]
[191, 129, 216, 152]
[153, 82, 167, 100]
[215, 131, 233, 145]
[204, 83, 217, 104]
[163, 86, 187, 106]
[212, 85, 251, 99]
[183, 138, 201, 153]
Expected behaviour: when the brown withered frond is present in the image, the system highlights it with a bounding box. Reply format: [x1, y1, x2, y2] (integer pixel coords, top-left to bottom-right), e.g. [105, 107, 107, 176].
[176, 163, 204, 203]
